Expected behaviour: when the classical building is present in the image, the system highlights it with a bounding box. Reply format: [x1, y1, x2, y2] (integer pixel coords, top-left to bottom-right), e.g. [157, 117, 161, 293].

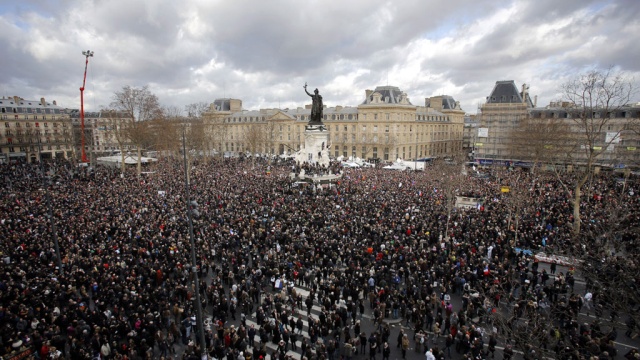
[474, 80, 640, 169]
[474, 81, 534, 164]
[0, 96, 74, 163]
[463, 114, 479, 157]
[69, 110, 131, 162]
[528, 103, 640, 169]
[203, 86, 465, 161]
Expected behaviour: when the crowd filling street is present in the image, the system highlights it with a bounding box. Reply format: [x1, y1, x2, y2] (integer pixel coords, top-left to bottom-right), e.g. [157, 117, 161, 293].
[0, 157, 639, 360]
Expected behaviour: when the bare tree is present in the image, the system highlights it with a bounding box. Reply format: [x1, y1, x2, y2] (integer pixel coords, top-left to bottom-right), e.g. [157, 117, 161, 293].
[110, 86, 162, 176]
[151, 106, 182, 158]
[262, 121, 278, 160]
[556, 68, 636, 236]
[102, 109, 132, 174]
[185, 102, 213, 159]
[507, 115, 573, 173]
[243, 124, 265, 167]
[431, 153, 468, 239]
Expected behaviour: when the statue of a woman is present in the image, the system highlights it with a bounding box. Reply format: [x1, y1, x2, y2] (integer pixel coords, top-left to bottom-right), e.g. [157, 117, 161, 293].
[304, 83, 323, 125]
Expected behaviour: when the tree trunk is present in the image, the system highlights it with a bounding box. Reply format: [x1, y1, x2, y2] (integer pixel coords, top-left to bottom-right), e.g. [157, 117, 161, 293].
[120, 151, 126, 175]
[137, 147, 142, 176]
[573, 186, 581, 236]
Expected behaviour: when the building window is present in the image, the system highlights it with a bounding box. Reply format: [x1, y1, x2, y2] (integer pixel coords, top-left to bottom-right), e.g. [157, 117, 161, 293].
[384, 148, 389, 160]
[352, 146, 356, 157]
[374, 114, 378, 120]
[373, 147, 378, 159]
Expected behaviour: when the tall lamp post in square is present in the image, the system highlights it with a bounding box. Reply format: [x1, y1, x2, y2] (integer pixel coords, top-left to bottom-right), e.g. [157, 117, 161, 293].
[79, 50, 94, 163]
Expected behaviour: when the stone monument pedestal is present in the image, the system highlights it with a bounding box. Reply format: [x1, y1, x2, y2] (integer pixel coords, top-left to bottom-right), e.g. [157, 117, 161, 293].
[294, 124, 330, 166]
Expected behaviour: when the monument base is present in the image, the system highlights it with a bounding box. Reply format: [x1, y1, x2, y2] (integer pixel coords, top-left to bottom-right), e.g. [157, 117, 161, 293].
[293, 125, 330, 166]
[305, 124, 327, 131]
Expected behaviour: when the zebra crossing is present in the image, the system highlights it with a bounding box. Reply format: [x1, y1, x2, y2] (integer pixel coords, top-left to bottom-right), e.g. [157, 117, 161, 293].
[243, 285, 364, 360]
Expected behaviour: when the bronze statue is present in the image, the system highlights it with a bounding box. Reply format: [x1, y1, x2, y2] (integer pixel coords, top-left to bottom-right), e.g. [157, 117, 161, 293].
[304, 83, 324, 125]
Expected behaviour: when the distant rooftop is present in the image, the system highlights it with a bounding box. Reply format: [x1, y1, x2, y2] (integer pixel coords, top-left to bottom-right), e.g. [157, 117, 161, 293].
[486, 80, 534, 107]
[0, 96, 65, 114]
[362, 86, 413, 105]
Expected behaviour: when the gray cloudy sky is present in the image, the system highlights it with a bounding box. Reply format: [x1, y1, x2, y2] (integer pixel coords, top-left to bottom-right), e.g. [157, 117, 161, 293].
[1, 0, 639, 114]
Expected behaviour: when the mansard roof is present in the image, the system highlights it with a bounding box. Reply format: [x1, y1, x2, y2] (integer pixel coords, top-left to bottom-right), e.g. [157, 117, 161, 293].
[486, 80, 534, 107]
[362, 86, 413, 105]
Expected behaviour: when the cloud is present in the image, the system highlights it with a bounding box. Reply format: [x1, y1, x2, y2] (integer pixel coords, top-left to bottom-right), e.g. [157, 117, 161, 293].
[0, 0, 638, 114]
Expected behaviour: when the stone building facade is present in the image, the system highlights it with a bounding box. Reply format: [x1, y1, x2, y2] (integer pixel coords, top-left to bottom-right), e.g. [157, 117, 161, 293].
[0, 96, 74, 163]
[203, 86, 465, 162]
[474, 80, 640, 169]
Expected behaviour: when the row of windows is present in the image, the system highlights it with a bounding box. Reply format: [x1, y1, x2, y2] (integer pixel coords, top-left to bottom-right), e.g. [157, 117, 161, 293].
[4, 122, 62, 128]
[4, 121, 67, 129]
[4, 145, 66, 153]
[220, 112, 452, 124]
[1, 107, 62, 114]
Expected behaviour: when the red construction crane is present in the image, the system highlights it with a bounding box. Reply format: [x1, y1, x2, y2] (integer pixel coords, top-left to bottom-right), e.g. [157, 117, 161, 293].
[79, 50, 94, 163]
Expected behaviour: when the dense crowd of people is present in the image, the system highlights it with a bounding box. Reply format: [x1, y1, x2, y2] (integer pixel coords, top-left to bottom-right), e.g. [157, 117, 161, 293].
[0, 157, 638, 360]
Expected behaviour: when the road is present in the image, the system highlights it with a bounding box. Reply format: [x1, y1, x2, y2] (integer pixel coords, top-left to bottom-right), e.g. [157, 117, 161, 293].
[162, 260, 639, 360]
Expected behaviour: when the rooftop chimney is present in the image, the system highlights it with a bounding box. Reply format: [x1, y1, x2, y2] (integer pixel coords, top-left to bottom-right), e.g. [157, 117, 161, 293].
[41, 97, 46, 106]
[53, 100, 57, 106]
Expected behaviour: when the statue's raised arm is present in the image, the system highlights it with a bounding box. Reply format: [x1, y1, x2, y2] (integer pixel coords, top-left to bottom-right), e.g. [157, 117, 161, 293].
[304, 84, 313, 97]
[303, 83, 324, 126]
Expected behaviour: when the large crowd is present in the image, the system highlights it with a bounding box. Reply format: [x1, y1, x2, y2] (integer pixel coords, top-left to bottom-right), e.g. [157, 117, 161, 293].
[0, 157, 638, 360]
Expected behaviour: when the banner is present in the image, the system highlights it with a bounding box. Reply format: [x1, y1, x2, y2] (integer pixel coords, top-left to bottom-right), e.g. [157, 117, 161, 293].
[605, 132, 621, 144]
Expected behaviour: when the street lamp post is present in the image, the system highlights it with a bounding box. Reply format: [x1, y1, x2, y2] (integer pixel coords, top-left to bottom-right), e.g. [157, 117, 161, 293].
[182, 129, 207, 357]
[79, 50, 94, 163]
